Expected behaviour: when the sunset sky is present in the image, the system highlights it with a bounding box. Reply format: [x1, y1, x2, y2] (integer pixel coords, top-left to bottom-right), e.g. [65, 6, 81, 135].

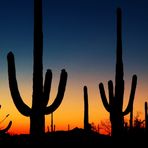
[0, 0, 148, 135]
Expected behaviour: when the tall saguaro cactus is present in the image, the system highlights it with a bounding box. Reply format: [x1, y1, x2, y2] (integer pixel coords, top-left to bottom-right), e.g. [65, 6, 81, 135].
[99, 8, 137, 137]
[7, 0, 67, 137]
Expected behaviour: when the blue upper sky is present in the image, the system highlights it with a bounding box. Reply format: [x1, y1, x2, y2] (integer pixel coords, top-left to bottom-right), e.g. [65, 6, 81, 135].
[0, 0, 147, 73]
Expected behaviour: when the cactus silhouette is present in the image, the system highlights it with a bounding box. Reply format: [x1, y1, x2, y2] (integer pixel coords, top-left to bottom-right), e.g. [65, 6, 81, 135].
[68, 124, 70, 131]
[0, 105, 12, 134]
[83, 86, 91, 131]
[0, 121, 12, 135]
[99, 8, 137, 137]
[145, 102, 148, 134]
[7, 0, 67, 137]
[51, 112, 53, 132]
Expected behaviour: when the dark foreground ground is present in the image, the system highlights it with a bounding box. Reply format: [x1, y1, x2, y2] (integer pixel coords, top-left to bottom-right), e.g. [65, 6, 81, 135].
[0, 128, 147, 146]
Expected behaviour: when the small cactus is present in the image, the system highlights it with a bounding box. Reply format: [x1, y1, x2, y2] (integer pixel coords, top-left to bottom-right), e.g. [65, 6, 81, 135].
[0, 121, 12, 135]
[0, 105, 12, 135]
[83, 86, 91, 132]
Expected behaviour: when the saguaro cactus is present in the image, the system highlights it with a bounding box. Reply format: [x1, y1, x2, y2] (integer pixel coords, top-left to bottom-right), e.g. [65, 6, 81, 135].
[99, 8, 137, 137]
[7, 0, 67, 137]
[145, 102, 148, 133]
[83, 86, 91, 131]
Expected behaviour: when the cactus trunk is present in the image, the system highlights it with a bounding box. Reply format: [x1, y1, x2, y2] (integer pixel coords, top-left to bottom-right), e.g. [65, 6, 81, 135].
[99, 8, 137, 137]
[7, 0, 67, 138]
[113, 7, 124, 136]
[30, 109, 45, 137]
[31, 0, 44, 137]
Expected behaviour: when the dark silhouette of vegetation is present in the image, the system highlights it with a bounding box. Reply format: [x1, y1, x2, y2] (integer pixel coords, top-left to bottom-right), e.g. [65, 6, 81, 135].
[128, 112, 145, 141]
[124, 112, 145, 135]
[0, 105, 12, 135]
[100, 119, 111, 136]
[99, 8, 137, 138]
[133, 112, 144, 129]
[83, 86, 91, 132]
[7, 0, 67, 139]
[129, 105, 134, 131]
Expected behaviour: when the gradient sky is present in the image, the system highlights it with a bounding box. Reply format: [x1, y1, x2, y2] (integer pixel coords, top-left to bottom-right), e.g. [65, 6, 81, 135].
[0, 0, 148, 135]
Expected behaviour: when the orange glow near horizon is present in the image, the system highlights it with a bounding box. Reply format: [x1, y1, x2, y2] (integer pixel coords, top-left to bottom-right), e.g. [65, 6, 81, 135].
[0, 72, 147, 135]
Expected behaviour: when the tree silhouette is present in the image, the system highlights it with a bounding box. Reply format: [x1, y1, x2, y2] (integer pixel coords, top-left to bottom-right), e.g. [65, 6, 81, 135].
[99, 8, 137, 138]
[133, 112, 144, 129]
[100, 119, 111, 136]
[7, 0, 67, 138]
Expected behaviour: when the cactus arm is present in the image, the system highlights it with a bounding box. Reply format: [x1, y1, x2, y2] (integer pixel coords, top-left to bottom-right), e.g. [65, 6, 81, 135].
[108, 80, 114, 105]
[7, 52, 31, 116]
[45, 69, 68, 114]
[99, 82, 110, 112]
[123, 75, 137, 116]
[0, 121, 12, 134]
[43, 69, 52, 106]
